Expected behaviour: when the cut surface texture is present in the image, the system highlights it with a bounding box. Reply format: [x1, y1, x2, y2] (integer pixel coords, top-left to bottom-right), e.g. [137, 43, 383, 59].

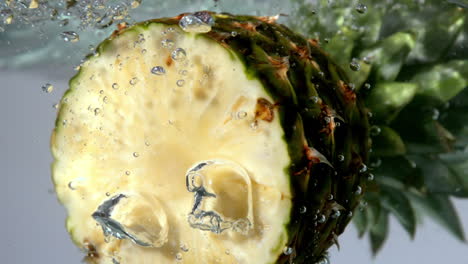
[52, 23, 292, 264]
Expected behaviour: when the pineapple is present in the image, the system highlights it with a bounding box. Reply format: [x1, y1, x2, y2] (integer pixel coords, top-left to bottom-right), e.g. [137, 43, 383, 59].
[51, 2, 468, 264]
[52, 12, 369, 264]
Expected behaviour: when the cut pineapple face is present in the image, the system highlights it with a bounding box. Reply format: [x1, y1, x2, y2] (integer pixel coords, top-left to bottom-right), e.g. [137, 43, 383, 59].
[52, 23, 293, 264]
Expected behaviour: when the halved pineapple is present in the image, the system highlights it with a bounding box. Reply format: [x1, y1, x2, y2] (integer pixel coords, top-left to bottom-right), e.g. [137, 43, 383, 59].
[52, 12, 369, 264]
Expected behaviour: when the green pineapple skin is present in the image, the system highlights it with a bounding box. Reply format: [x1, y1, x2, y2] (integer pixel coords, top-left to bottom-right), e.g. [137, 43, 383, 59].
[290, 0, 468, 254]
[137, 13, 370, 263]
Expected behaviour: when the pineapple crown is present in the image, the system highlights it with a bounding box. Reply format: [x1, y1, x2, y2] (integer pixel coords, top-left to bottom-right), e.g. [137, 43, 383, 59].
[289, 0, 468, 254]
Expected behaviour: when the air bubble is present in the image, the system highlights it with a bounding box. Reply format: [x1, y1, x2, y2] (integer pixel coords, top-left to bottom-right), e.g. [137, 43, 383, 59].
[367, 173, 375, 181]
[328, 194, 334, 201]
[331, 210, 341, 219]
[161, 39, 174, 48]
[337, 155, 344, 162]
[318, 214, 327, 223]
[362, 56, 372, 65]
[42, 83, 54, 93]
[370, 158, 382, 168]
[237, 111, 247, 119]
[359, 164, 368, 173]
[355, 186, 363, 195]
[283, 247, 294, 255]
[231, 31, 238, 37]
[175, 253, 183, 261]
[61, 31, 80, 42]
[432, 108, 440, 120]
[349, 58, 361, 71]
[310, 96, 320, 104]
[180, 244, 189, 252]
[92, 193, 169, 248]
[185, 159, 254, 235]
[151, 66, 166, 75]
[176, 79, 185, 87]
[370, 125, 381, 136]
[250, 121, 258, 130]
[356, 3, 368, 14]
[317, 256, 330, 264]
[94, 108, 101, 115]
[133, 152, 139, 158]
[112, 83, 119, 90]
[179, 12, 214, 33]
[129, 77, 138, 85]
[171, 48, 187, 61]
[68, 181, 77, 190]
[299, 206, 307, 214]
[125, 171, 131, 176]
[364, 83, 371, 90]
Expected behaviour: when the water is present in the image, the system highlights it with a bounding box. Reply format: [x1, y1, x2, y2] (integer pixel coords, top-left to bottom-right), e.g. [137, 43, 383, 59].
[2, 1, 468, 264]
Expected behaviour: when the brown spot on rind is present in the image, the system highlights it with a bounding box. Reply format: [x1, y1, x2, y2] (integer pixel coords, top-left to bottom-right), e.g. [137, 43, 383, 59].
[308, 38, 320, 47]
[232, 21, 259, 32]
[257, 14, 281, 24]
[338, 80, 357, 103]
[117, 22, 127, 31]
[111, 22, 128, 38]
[255, 98, 275, 122]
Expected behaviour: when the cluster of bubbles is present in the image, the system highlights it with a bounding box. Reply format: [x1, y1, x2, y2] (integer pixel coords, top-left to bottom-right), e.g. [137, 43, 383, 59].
[0, 0, 142, 36]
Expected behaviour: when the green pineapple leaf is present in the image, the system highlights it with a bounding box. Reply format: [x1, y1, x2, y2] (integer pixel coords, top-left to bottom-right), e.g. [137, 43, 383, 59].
[408, 192, 466, 242]
[369, 211, 389, 256]
[370, 126, 406, 157]
[353, 207, 369, 238]
[380, 186, 417, 238]
[363, 32, 416, 82]
[365, 82, 418, 123]
[409, 155, 468, 198]
[412, 60, 468, 102]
